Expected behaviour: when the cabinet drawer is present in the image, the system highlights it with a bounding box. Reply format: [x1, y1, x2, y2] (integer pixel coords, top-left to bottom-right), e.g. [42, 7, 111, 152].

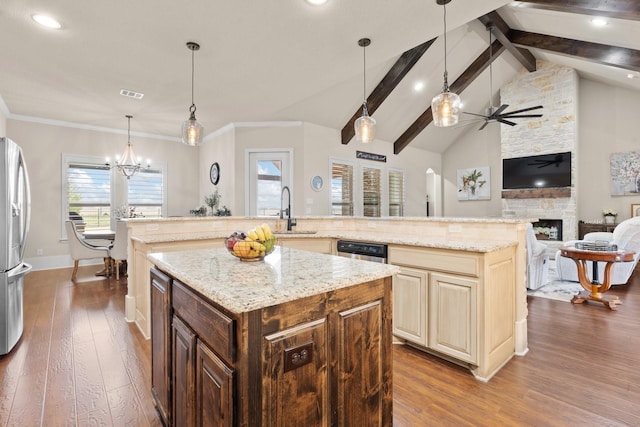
[388, 246, 479, 277]
[172, 280, 236, 365]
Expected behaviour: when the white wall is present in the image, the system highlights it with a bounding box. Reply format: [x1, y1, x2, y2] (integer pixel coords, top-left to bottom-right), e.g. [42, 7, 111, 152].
[199, 125, 236, 214]
[579, 80, 640, 222]
[7, 119, 200, 260]
[441, 123, 503, 217]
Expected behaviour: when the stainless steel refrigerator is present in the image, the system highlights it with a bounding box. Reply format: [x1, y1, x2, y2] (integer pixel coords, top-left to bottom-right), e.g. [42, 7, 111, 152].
[1, 137, 31, 355]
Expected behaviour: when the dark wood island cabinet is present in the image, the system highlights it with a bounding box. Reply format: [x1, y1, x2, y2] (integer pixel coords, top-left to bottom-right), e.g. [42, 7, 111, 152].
[149, 247, 398, 426]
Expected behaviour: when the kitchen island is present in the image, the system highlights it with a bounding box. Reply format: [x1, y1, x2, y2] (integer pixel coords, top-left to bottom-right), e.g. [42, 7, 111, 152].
[149, 246, 398, 426]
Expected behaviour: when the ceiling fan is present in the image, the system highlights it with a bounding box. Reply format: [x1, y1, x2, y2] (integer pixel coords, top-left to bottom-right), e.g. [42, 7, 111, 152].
[462, 26, 543, 130]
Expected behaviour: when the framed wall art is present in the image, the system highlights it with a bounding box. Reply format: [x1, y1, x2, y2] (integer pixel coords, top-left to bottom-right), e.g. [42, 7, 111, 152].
[610, 151, 640, 196]
[457, 166, 490, 201]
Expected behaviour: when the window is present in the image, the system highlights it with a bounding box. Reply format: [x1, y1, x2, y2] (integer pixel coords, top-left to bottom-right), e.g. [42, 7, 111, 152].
[331, 161, 354, 216]
[362, 166, 381, 217]
[127, 168, 164, 218]
[65, 158, 111, 232]
[388, 169, 405, 217]
[62, 154, 166, 237]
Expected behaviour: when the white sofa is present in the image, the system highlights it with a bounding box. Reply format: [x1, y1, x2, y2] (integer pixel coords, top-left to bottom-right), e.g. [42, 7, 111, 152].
[526, 223, 549, 290]
[555, 217, 640, 285]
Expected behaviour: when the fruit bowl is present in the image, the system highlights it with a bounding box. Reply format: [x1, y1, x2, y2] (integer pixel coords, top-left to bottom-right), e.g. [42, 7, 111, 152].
[225, 236, 278, 262]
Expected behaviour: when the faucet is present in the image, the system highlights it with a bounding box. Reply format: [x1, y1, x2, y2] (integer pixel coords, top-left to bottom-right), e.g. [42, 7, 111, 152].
[280, 186, 295, 231]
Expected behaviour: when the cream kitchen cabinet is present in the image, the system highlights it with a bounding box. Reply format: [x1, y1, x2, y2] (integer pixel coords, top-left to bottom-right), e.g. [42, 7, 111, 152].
[388, 244, 515, 381]
[392, 266, 428, 347]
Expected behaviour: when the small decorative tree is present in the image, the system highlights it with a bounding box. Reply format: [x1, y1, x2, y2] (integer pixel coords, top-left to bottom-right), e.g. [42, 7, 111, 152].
[204, 190, 221, 216]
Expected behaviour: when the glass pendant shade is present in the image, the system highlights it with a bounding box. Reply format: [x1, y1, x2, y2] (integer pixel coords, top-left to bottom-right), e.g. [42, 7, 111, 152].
[432, 0, 460, 128]
[354, 37, 376, 143]
[181, 105, 204, 146]
[432, 88, 461, 127]
[182, 42, 203, 146]
[355, 104, 376, 143]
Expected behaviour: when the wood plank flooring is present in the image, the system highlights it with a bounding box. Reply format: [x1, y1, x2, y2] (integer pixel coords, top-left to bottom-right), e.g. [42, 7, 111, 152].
[1, 265, 639, 426]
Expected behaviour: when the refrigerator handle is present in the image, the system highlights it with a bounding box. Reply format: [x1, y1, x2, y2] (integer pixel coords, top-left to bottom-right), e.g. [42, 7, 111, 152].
[8, 262, 32, 280]
[18, 149, 31, 260]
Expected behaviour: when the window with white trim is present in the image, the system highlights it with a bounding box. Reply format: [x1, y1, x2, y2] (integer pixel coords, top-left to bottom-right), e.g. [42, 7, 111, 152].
[331, 160, 354, 216]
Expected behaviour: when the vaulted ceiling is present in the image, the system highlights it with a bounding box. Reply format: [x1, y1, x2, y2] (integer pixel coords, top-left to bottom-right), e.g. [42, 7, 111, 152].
[1, 0, 639, 154]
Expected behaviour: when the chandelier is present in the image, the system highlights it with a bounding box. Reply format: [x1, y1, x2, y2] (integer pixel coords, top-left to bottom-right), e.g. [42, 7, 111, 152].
[107, 115, 149, 179]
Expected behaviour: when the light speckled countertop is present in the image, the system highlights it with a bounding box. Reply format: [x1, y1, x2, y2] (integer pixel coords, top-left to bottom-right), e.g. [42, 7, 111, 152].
[134, 231, 516, 252]
[149, 247, 399, 314]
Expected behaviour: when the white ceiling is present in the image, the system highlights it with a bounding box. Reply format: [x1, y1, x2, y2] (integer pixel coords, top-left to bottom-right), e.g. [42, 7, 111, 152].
[1, 0, 639, 153]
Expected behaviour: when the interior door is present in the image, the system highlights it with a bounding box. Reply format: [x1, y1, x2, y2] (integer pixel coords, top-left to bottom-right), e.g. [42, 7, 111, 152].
[247, 151, 291, 217]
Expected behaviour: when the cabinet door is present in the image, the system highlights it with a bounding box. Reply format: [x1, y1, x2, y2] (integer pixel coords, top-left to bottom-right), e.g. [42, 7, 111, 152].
[195, 340, 235, 427]
[428, 273, 477, 364]
[173, 315, 196, 427]
[150, 268, 171, 426]
[392, 267, 428, 346]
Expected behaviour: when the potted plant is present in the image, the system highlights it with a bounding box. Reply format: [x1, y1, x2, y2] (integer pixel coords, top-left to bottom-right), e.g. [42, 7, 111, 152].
[603, 209, 617, 224]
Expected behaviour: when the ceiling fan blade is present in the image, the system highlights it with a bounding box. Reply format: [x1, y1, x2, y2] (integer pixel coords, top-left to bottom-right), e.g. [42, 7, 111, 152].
[500, 114, 543, 119]
[462, 111, 489, 118]
[498, 118, 517, 126]
[492, 104, 509, 116]
[503, 105, 543, 115]
[478, 121, 489, 131]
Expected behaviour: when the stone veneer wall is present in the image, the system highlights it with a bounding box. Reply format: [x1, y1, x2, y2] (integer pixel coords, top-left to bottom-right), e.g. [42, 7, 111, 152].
[501, 61, 578, 249]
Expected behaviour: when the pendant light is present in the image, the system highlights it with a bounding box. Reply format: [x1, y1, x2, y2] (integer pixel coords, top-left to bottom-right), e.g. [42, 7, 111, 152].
[354, 37, 376, 143]
[109, 115, 149, 179]
[431, 0, 461, 127]
[181, 41, 204, 146]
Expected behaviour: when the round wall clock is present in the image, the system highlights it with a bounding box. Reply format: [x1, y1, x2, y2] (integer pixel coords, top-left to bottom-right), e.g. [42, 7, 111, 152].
[209, 162, 220, 185]
[311, 175, 324, 191]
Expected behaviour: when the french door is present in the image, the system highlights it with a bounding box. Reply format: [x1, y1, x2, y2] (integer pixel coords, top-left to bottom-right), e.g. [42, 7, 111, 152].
[246, 150, 292, 217]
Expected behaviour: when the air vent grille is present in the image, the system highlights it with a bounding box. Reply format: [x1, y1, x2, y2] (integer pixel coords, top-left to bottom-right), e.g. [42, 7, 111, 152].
[119, 89, 144, 99]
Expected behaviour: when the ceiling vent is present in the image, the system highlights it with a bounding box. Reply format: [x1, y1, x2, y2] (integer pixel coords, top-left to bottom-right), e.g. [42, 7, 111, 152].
[119, 89, 144, 99]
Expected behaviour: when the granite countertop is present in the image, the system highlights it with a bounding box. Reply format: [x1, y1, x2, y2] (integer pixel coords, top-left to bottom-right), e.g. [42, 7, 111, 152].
[149, 247, 400, 314]
[133, 231, 516, 252]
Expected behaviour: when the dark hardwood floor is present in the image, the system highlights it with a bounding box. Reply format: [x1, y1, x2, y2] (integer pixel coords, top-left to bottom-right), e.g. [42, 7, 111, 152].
[2, 265, 639, 426]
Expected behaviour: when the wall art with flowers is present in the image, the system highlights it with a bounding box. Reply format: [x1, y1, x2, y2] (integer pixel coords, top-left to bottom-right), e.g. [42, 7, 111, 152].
[457, 166, 491, 201]
[610, 150, 640, 195]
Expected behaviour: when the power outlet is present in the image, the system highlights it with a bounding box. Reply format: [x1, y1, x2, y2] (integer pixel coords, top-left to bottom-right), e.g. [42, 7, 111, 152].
[284, 342, 313, 373]
[36, 248, 43, 256]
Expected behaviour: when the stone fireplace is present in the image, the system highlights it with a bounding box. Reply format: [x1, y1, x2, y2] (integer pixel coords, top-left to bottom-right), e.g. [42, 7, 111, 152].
[500, 61, 578, 253]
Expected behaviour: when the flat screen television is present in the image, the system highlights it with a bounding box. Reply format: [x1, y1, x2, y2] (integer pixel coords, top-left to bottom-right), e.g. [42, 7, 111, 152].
[502, 151, 571, 189]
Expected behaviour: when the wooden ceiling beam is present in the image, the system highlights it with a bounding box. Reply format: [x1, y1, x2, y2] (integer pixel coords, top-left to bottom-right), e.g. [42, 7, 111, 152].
[393, 41, 505, 154]
[341, 39, 436, 145]
[477, 11, 536, 72]
[511, 0, 640, 21]
[510, 30, 640, 72]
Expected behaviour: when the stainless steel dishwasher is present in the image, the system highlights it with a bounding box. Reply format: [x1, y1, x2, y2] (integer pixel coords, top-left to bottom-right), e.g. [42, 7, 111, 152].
[336, 240, 387, 263]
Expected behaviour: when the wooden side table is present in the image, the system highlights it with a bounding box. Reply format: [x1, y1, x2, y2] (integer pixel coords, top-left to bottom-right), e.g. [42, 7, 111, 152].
[559, 246, 634, 310]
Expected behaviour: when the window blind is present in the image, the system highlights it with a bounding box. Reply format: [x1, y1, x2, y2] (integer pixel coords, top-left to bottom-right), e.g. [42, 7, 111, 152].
[67, 162, 111, 230]
[362, 167, 381, 217]
[127, 168, 164, 218]
[388, 170, 405, 217]
[331, 162, 354, 216]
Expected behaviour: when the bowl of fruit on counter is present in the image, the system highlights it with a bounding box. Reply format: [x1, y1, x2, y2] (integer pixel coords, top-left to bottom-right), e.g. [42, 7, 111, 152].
[225, 223, 278, 261]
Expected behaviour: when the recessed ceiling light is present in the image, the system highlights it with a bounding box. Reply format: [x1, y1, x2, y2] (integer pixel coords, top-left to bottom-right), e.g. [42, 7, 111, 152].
[32, 14, 62, 29]
[628, 73, 639, 79]
[590, 17, 608, 27]
[305, 0, 328, 5]
[413, 81, 425, 92]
